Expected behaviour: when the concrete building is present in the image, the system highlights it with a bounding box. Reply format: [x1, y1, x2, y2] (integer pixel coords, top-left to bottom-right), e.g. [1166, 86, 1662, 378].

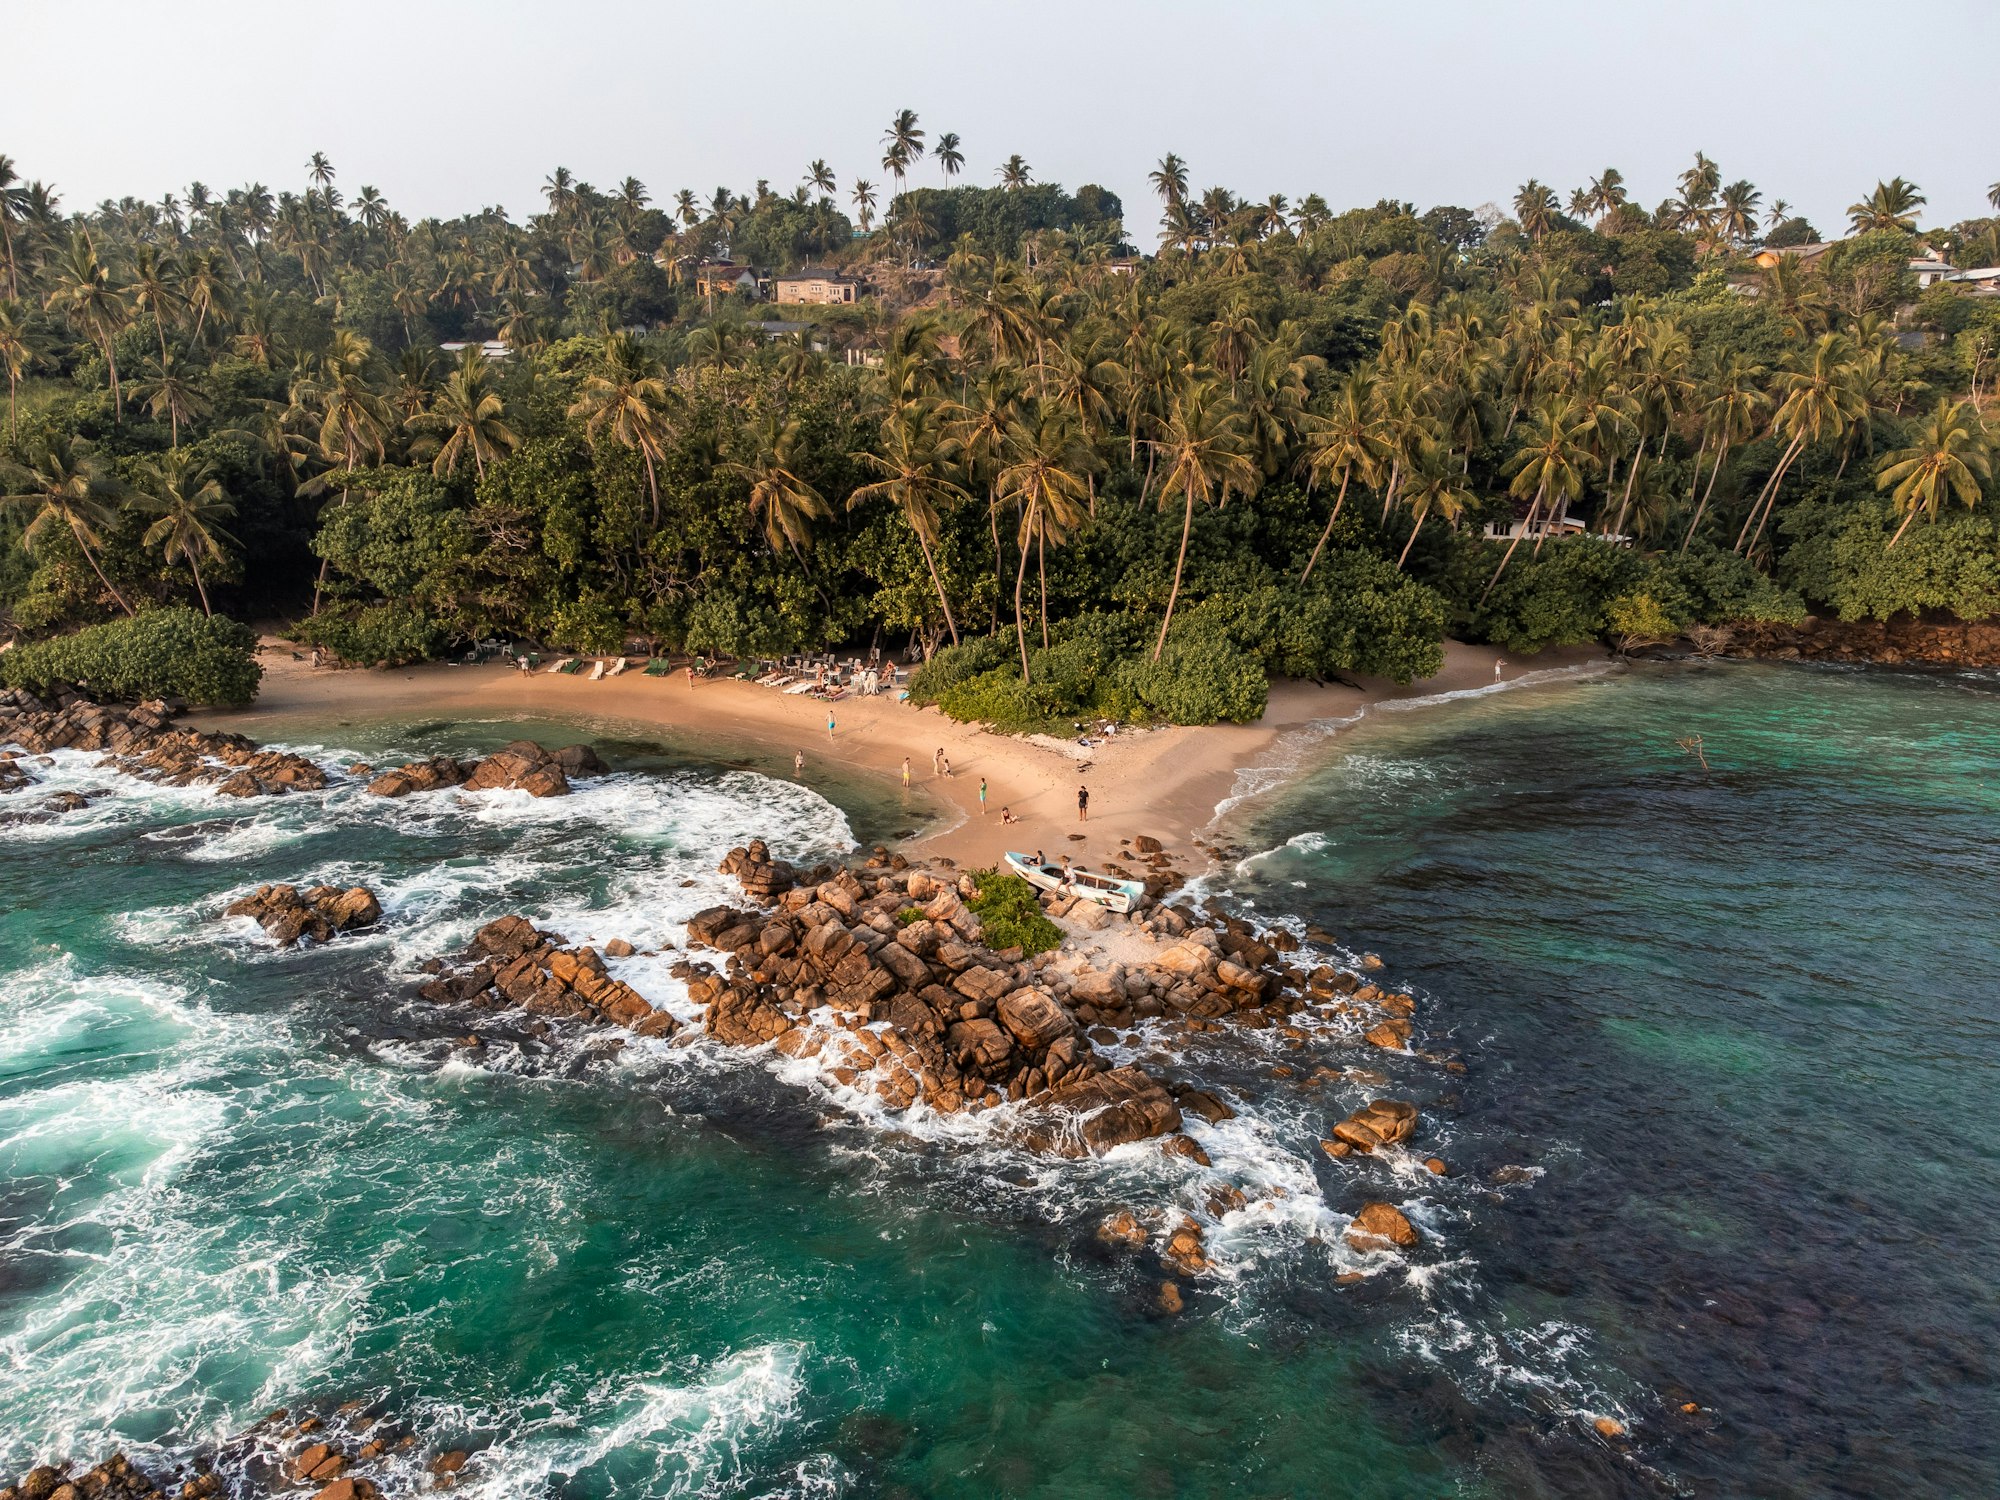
[774, 268, 862, 305]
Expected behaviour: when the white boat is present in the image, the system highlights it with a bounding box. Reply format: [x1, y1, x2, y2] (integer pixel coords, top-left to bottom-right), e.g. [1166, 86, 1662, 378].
[1003, 850, 1145, 914]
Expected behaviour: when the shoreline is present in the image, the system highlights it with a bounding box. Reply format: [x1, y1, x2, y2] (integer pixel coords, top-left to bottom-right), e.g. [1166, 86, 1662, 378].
[193, 639, 1611, 872]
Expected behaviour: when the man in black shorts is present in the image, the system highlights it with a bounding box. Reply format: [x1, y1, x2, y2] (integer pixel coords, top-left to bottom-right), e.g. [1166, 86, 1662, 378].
[1077, 783, 1089, 822]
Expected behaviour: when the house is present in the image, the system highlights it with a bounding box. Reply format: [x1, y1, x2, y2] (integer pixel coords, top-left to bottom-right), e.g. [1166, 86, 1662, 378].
[1909, 248, 1957, 289]
[774, 268, 862, 305]
[694, 262, 761, 299]
[1482, 513, 1629, 547]
[1752, 241, 1837, 270]
[439, 339, 512, 361]
[1105, 257, 1141, 277]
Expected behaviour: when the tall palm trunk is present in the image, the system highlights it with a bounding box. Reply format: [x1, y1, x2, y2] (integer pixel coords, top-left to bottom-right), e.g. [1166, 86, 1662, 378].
[1153, 485, 1198, 662]
[1608, 440, 1645, 540]
[1378, 457, 1403, 524]
[1013, 538, 1033, 683]
[71, 519, 134, 616]
[642, 448, 660, 526]
[1299, 469, 1353, 582]
[103, 334, 122, 423]
[1396, 511, 1426, 569]
[914, 529, 960, 647]
[1887, 506, 1922, 549]
[1680, 441, 1731, 555]
[1735, 434, 1803, 555]
[1038, 531, 1050, 648]
[987, 484, 1005, 632]
[189, 553, 213, 616]
[1479, 477, 1547, 606]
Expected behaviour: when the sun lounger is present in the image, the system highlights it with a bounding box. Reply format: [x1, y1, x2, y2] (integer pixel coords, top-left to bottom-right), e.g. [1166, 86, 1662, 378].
[608, 657, 629, 677]
[545, 657, 574, 674]
[643, 658, 673, 676]
[587, 659, 606, 681]
[558, 658, 585, 675]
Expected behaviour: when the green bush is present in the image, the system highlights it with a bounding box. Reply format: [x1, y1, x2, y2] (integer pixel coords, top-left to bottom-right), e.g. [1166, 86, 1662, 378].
[294, 603, 453, 667]
[1116, 634, 1268, 724]
[0, 607, 262, 707]
[966, 870, 1065, 956]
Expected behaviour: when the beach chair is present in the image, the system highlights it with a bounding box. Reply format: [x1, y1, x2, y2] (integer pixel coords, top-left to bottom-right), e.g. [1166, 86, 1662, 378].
[545, 656, 573, 674]
[608, 657, 629, 677]
[643, 658, 673, 676]
[586, 659, 605, 680]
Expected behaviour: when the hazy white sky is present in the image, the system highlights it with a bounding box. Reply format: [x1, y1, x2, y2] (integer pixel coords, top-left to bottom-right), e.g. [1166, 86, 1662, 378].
[8, 0, 1996, 238]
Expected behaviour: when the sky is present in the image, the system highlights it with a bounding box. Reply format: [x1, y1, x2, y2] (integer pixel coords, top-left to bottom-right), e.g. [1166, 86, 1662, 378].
[8, 0, 1997, 241]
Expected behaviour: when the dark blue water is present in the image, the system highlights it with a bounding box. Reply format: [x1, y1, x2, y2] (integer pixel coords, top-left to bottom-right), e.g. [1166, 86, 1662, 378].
[1222, 660, 2000, 1498]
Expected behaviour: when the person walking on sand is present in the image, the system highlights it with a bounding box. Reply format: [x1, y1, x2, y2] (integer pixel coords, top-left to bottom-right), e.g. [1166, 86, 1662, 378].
[827, 711, 836, 741]
[902, 756, 911, 788]
[979, 778, 988, 816]
[1495, 658, 1505, 681]
[1077, 783, 1089, 822]
[794, 750, 804, 777]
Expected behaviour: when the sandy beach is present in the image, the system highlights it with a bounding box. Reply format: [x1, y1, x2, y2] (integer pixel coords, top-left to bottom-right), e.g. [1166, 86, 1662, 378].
[194, 639, 1608, 870]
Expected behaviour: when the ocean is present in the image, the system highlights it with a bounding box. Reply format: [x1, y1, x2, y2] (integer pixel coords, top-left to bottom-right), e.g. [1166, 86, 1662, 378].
[1, 668, 1995, 1497]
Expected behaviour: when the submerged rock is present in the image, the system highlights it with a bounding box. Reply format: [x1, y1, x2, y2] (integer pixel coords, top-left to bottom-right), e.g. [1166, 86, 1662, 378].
[365, 740, 605, 799]
[1346, 1201, 1421, 1251]
[418, 916, 674, 1036]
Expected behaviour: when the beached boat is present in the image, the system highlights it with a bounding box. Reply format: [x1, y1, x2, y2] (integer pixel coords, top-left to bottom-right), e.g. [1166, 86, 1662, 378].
[1003, 850, 1145, 914]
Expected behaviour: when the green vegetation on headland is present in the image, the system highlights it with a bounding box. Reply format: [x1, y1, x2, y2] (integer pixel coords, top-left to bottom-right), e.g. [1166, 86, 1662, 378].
[2, 134, 1999, 712]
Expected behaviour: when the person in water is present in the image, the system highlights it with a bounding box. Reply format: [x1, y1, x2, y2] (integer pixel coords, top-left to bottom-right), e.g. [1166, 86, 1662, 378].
[901, 756, 911, 788]
[794, 750, 804, 777]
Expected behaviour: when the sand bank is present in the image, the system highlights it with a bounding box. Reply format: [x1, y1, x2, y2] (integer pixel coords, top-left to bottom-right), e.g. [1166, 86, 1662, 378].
[195, 640, 1607, 869]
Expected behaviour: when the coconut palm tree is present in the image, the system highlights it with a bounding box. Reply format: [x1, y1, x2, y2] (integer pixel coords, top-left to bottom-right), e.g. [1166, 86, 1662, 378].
[127, 245, 183, 362]
[0, 297, 47, 443]
[724, 411, 832, 565]
[997, 403, 1093, 674]
[44, 230, 130, 420]
[1876, 399, 1990, 546]
[934, 134, 964, 182]
[1395, 463, 1473, 569]
[307, 152, 336, 190]
[134, 448, 235, 614]
[569, 331, 672, 524]
[1681, 353, 1769, 553]
[1989, 181, 2000, 213]
[0, 154, 24, 297]
[1150, 154, 1189, 209]
[1718, 180, 1762, 245]
[882, 109, 925, 202]
[1513, 180, 1558, 240]
[0, 433, 133, 615]
[952, 362, 1028, 629]
[997, 155, 1033, 190]
[1736, 333, 1864, 555]
[1298, 367, 1386, 579]
[1150, 380, 1257, 659]
[131, 355, 210, 447]
[849, 401, 968, 647]
[806, 160, 836, 197]
[420, 345, 518, 480]
[1585, 168, 1628, 223]
[1847, 178, 1925, 235]
[1481, 394, 1594, 604]
[851, 179, 877, 234]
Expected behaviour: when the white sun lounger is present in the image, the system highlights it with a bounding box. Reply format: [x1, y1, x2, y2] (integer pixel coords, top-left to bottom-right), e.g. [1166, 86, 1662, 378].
[545, 657, 574, 674]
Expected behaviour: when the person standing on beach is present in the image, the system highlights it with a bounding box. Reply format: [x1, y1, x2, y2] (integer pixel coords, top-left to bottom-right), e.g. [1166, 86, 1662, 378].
[933, 747, 943, 776]
[979, 778, 988, 816]
[902, 756, 911, 788]
[827, 712, 836, 741]
[1495, 659, 1505, 680]
[1078, 783, 1089, 822]
[794, 751, 804, 777]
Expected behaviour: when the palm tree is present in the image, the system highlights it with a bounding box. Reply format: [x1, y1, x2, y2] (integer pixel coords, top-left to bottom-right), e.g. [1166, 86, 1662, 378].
[1876, 400, 1990, 546]
[1717, 180, 1762, 244]
[1149, 154, 1189, 209]
[1585, 168, 1628, 223]
[290, 330, 394, 613]
[1847, 178, 1925, 235]
[420, 345, 518, 480]
[1513, 180, 1558, 240]
[1395, 464, 1473, 569]
[806, 159, 836, 197]
[0, 153, 23, 297]
[1298, 367, 1386, 579]
[849, 402, 968, 647]
[0, 434, 133, 615]
[1989, 181, 2000, 213]
[127, 245, 182, 362]
[569, 332, 672, 524]
[0, 297, 47, 443]
[134, 448, 236, 614]
[307, 152, 336, 190]
[1481, 395, 1594, 604]
[131, 355, 211, 447]
[851, 179, 877, 234]
[1681, 353, 1769, 554]
[882, 109, 925, 202]
[44, 231, 130, 420]
[1150, 381, 1257, 659]
[724, 411, 833, 565]
[934, 133, 965, 182]
[952, 362, 1027, 627]
[997, 404, 1093, 674]
[1736, 333, 1864, 556]
[997, 155, 1033, 190]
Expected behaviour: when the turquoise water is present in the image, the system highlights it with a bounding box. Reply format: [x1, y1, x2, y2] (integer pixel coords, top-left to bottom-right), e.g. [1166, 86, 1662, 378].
[4, 670, 1996, 1497]
[1219, 660, 2000, 1497]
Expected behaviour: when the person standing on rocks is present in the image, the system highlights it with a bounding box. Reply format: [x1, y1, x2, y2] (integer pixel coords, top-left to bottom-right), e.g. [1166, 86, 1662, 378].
[1078, 783, 1090, 822]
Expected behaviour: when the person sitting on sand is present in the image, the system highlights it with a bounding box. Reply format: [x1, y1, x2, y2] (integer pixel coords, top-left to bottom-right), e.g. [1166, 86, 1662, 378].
[1000, 807, 1016, 824]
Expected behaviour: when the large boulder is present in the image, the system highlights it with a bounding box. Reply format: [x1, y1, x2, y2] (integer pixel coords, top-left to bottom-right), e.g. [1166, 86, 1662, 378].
[1027, 1066, 1182, 1156]
[995, 988, 1075, 1050]
[224, 883, 382, 947]
[1346, 1201, 1420, 1250]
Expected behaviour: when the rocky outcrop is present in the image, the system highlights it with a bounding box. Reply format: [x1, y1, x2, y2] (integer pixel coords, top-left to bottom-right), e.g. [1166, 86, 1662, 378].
[366, 740, 605, 799]
[1346, 1201, 1421, 1250]
[0, 751, 36, 792]
[1710, 614, 2000, 668]
[717, 839, 797, 900]
[0, 689, 325, 797]
[225, 883, 382, 946]
[417, 915, 677, 1036]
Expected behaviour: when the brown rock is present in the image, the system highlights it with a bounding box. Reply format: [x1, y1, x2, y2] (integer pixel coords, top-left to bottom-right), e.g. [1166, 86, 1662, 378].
[1161, 1220, 1210, 1274]
[1593, 1416, 1627, 1439]
[604, 938, 635, 958]
[1157, 1280, 1184, 1314]
[1424, 1157, 1449, 1176]
[995, 988, 1074, 1049]
[1345, 1201, 1420, 1251]
[1096, 1210, 1149, 1249]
